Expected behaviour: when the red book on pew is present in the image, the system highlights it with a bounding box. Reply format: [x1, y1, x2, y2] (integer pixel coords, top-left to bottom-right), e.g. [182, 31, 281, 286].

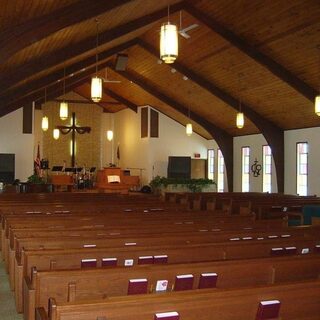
[127, 278, 148, 295]
[256, 300, 281, 320]
[270, 248, 284, 256]
[284, 246, 297, 255]
[81, 258, 97, 268]
[174, 274, 194, 291]
[138, 256, 154, 265]
[101, 257, 117, 267]
[198, 272, 218, 289]
[154, 311, 179, 320]
[154, 255, 168, 264]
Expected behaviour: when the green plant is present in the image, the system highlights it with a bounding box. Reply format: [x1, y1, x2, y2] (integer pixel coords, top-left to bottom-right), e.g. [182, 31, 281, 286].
[149, 176, 215, 193]
[27, 174, 45, 184]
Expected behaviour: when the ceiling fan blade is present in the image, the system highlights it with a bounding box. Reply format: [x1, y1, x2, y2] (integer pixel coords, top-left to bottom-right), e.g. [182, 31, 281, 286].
[104, 80, 121, 83]
[180, 23, 199, 33]
[179, 31, 191, 39]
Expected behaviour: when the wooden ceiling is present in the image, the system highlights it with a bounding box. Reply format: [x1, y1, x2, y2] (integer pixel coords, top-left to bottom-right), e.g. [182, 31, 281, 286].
[1, 0, 319, 140]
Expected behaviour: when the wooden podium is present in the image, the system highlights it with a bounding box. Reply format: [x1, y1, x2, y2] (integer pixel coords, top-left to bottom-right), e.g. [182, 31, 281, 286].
[96, 168, 139, 194]
[51, 174, 73, 192]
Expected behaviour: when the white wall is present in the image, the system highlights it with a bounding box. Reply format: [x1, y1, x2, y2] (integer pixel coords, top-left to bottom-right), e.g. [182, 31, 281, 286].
[233, 134, 277, 193]
[0, 108, 35, 182]
[284, 127, 320, 196]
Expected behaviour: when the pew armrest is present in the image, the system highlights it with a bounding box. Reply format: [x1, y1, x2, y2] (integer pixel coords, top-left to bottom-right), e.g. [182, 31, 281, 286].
[36, 307, 48, 320]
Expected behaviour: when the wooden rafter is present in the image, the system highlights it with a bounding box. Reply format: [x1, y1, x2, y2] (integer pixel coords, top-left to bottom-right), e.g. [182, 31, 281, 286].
[0, 0, 132, 63]
[184, 2, 317, 102]
[0, 2, 186, 96]
[107, 63, 234, 191]
[102, 87, 138, 113]
[0, 39, 138, 108]
[137, 39, 284, 192]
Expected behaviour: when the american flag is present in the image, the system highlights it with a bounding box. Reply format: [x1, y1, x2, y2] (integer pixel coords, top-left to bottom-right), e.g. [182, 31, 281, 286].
[34, 143, 41, 176]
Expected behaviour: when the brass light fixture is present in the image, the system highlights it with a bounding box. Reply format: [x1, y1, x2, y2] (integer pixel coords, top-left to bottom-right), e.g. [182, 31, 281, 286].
[91, 19, 103, 102]
[41, 88, 49, 131]
[160, 6, 178, 64]
[236, 74, 244, 129]
[59, 67, 68, 120]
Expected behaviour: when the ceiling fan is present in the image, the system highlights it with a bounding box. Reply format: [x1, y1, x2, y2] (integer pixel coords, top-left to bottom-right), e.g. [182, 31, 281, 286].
[102, 68, 121, 83]
[178, 11, 199, 39]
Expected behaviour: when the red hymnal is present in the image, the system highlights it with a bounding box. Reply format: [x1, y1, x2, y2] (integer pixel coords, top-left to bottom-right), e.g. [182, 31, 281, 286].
[154, 255, 168, 264]
[270, 248, 284, 256]
[81, 258, 97, 268]
[127, 278, 148, 295]
[174, 274, 194, 291]
[256, 300, 281, 320]
[138, 256, 154, 265]
[284, 246, 297, 255]
[101, 257, 117, 267]
[198, 273, 218, 289]
[154, 311, 179, 320]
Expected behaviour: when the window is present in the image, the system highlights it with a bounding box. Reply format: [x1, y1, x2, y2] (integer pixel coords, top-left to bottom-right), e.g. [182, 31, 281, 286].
[241, 147, 250, 192]
[217, 149, 224, 192]
[207, 149, 215, 181]
[296, 142, 308, 196]
[262, 145, 272, 193]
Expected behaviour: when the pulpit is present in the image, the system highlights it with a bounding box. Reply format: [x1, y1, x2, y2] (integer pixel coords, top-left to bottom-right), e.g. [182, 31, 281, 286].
[51, 174, 73, 192]
[96, 168, 139, 194]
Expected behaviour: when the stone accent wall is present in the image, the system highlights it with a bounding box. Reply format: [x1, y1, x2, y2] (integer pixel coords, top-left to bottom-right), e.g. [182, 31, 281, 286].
[42, 92, 102, 170]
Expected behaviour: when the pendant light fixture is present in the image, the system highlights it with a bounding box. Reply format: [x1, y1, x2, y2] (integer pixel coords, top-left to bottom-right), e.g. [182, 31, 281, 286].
[160, 6, 178, 64]
[59, 67, 68, 120]
[236, 74, 244, 129]
[91, 19, 103, 102]
[53, 128, 60, 140]
[315, 47, 320, 116]
[186, 105, 193, 136]
[41, 88, 49, 131]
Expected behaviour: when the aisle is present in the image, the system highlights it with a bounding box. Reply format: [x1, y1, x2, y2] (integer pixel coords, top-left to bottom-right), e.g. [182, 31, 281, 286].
[0, 253, 23, 320]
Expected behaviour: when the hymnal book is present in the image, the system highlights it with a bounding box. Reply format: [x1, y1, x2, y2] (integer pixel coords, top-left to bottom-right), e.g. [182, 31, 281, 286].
[154, 311, 179, 320]
[199, 229, 208, 232]
[230, 237, 240, 241]
[271, 248, 284, 256]
[81, 258, 97, 268]
[198, 273, 218, 289]
[315, 245, 320, 253]
[284, 246, 297, 254]
[257, 237, 265, 240]
[127, 278, 148, 295]
[280, 234, 291, 238]
[125, 242, 137, 246]
[138, 256, 154, 265]
[124, 209, 133, 212]
[124, 259, 134, 266]
[174, 274, 194, 291]
[154, 255, 168, 264]
[155, 280, 169, 292]
[256, 300, 281, 320]
[242, 236, 253, 240]
[301, 248, 310, 254]
[268, 235, 279, 239]
[101, 257, 117, 267]
[83, 244, 96, 248]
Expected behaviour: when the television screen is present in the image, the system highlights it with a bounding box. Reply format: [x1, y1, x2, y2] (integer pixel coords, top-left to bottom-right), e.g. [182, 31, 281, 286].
[0, 153, 15, 183]
[167, 156, 191, 179]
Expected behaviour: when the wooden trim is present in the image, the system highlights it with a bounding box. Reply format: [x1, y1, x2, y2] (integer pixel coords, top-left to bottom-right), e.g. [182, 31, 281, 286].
[102, 87, 138, 113]
[141, 107, 148, 138]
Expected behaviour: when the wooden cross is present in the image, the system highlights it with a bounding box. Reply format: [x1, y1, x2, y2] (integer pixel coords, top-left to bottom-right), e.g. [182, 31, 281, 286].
[56, 112, 91, 167]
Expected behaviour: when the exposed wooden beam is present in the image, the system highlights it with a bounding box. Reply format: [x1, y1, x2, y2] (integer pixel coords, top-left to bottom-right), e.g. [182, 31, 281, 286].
[184, 2, 317, 102]
[0, 39, 138, 107]
[0, 58, 113, 117]
[0, 2, 186, 95]
[0, 0, 132, 63]
[108, 63, 234, 191]
[138, 39, 284, 192]
[102, 87, 138, 113]
[53, 99, 121, 106]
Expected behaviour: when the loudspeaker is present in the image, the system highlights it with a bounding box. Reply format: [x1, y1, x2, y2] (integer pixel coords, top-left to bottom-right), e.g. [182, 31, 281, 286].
[115, 53, 128, 71]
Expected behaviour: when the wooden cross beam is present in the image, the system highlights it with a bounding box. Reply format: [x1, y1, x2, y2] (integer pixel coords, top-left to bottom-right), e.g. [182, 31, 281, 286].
[56, 112, 91, 167]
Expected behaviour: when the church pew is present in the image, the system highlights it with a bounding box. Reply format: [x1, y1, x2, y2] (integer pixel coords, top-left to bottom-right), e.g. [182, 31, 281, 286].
[35, 280, 320, 320]
[14, 237, 320, 312]
[23, 254, 320, 320]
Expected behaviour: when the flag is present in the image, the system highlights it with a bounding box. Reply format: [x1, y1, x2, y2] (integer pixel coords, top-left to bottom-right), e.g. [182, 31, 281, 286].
[116, 144, 120, 160]
[34, 143, 41, 176]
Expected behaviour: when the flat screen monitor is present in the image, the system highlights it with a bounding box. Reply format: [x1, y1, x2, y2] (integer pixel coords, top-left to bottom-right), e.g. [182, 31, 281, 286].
[167, 156, 191, 179]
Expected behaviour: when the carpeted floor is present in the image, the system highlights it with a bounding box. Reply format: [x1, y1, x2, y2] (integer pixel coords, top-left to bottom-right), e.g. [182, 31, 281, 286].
[0, 253, 23, 320]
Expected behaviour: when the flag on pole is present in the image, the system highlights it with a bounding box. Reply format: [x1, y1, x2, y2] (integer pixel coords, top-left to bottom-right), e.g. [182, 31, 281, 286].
[116, 144, 120, 160]
[34, 143, 41, 176]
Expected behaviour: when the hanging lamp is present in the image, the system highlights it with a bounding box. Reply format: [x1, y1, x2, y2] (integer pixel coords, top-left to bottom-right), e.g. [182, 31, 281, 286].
[91, 19, 103, 102]
[59, 67, 68, 120]
[315, 48, 320, 116]
[41, 88, 49, 131]
[236, 74, 244, 129]
[186, 104, 193, 136]
[160, 6, 178, 64]
[53, 128, 60, 140]
[107, 130, 113, 141]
